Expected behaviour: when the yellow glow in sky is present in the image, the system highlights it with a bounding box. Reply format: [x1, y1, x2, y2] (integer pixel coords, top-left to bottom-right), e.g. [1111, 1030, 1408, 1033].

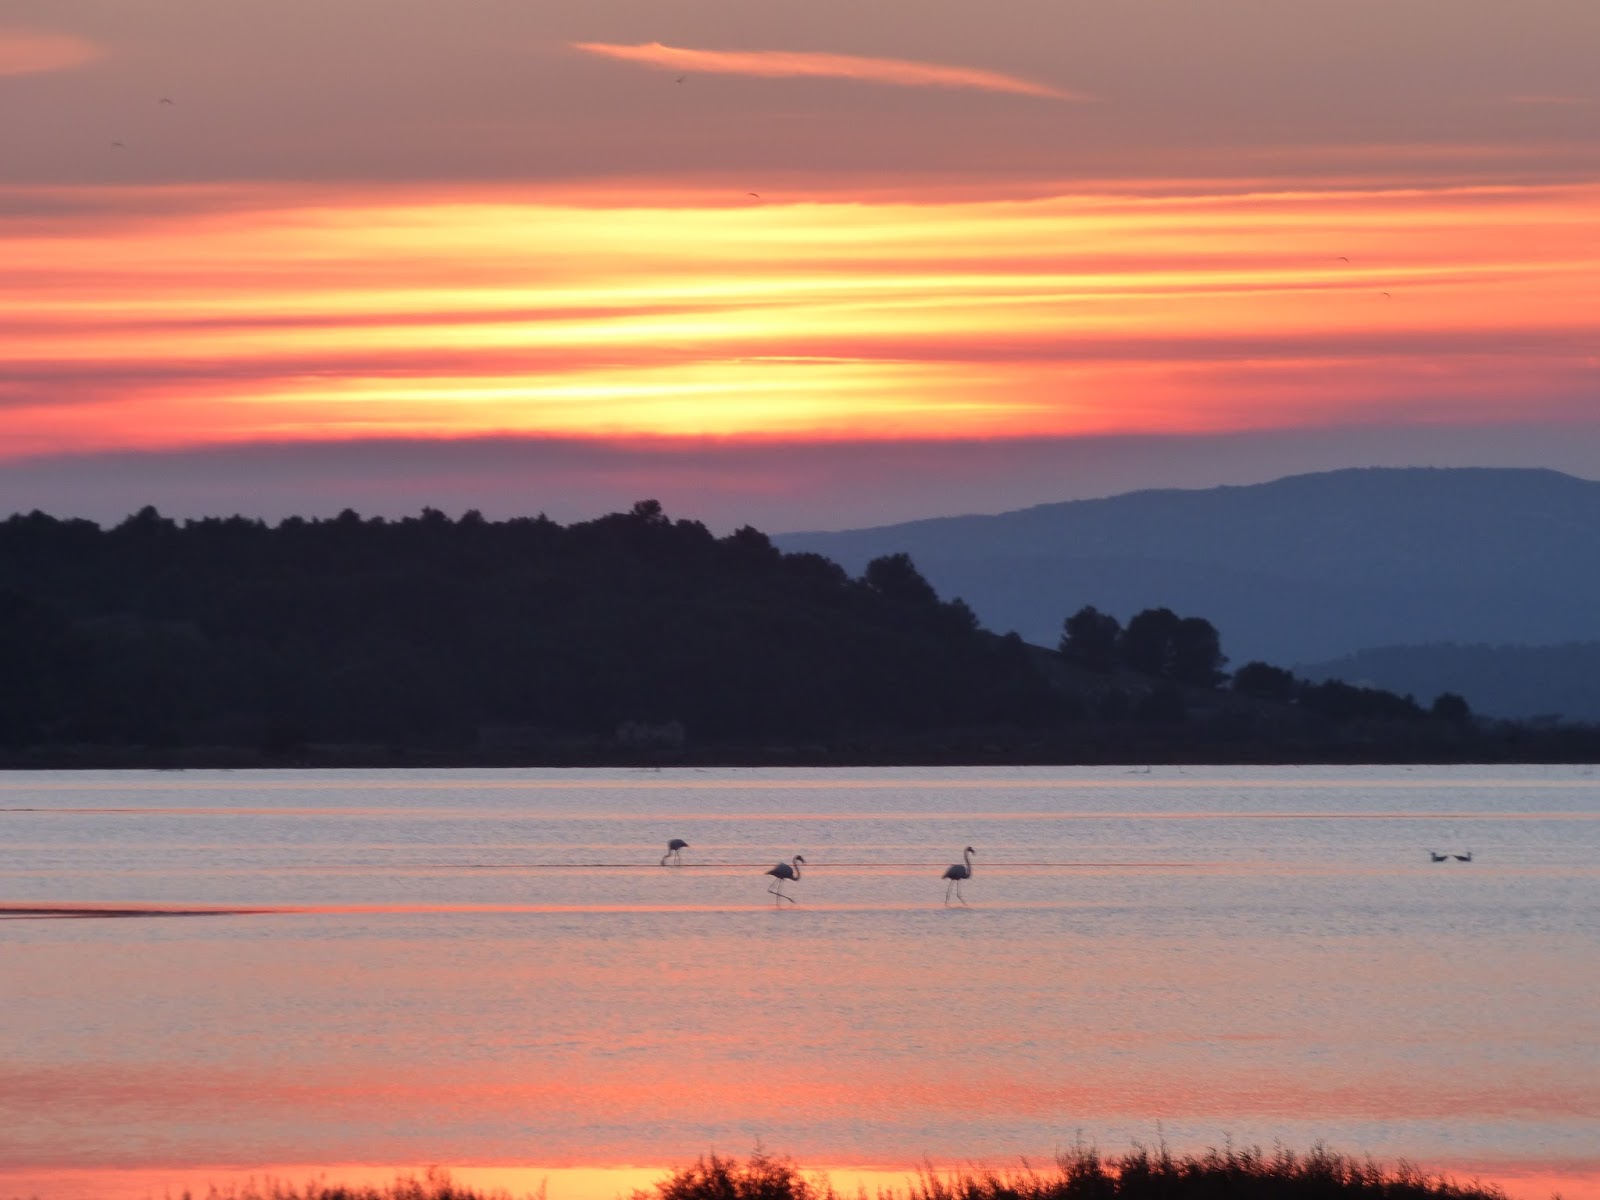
[3, 180, 1598, 460]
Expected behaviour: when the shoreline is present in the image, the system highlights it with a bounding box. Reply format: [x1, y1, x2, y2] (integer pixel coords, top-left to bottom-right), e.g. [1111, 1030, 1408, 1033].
[4, 744, 1599, 770]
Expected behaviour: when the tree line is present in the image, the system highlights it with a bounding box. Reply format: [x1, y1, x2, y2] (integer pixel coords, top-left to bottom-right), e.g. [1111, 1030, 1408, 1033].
[1057, 603, 1473, 726]
[1, 501, 1592, 764]
[0, 501, 1046, 756]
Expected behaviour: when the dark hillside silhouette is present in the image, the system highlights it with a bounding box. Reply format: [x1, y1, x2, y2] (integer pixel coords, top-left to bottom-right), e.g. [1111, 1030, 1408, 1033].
[0, 501, 1046, 757]
[3, 500, 1597, 766]
[1296, 641, 1600, 721]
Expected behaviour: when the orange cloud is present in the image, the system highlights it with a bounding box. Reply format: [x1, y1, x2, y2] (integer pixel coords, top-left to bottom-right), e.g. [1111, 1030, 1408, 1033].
[572, 41, 1085, 101]
[0, 28, 102, 76]
[3, 178, 1598, 460]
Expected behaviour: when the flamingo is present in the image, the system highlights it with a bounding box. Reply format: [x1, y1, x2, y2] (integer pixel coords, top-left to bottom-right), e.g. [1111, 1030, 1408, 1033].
[766, 855, 804, 903]
[943, 846, 975, 905]
[660, 838, 688, 867]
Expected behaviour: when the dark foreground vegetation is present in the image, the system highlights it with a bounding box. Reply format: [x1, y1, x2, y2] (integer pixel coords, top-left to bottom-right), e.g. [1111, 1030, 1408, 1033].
[3, 502, 1597, 766]
[159, 1148, 1521, 1200]
[173, 1168, 515, 1200]
[655, 1149, 1516, 1200]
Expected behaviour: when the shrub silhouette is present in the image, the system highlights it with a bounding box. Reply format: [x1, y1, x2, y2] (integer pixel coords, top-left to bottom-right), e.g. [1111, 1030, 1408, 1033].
[636, 1148, 1508, 1200]
[178, 1166, 519, 1200]
[635, 1151, 835, 1200]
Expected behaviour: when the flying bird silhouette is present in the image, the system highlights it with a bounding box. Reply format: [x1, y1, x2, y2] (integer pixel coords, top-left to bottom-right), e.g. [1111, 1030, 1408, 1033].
[660, 838, 689, 867]
[943, 846, 975, 906]
[159, 96, 174, 105]
[765, 855, 805, 903]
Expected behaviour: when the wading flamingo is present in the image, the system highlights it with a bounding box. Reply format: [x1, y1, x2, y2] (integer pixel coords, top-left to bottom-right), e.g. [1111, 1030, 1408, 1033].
[943, 846, 975, 905]
[766, 855, 805, 903]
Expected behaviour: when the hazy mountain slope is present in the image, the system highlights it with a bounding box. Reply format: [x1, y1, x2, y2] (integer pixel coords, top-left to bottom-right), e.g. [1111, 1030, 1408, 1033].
[1295, 642, 1600, 722]
[774, 468, 1600, 664]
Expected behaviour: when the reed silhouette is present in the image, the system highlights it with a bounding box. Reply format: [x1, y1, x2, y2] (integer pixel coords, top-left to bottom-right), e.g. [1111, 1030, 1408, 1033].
[632, 1147, 1512, 1200]
[84, 1147, 1519, 1200]
[174, 1167, 527, 1200]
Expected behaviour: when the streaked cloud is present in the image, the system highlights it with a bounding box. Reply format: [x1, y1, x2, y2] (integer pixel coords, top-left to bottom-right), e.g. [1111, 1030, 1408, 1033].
[572, 41, 1085, 101]
[3, 177, 1597, 468]
[0, 28, 102, 76]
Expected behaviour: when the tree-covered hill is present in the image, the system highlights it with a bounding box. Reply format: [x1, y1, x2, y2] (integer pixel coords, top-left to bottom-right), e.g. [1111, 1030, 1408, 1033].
[4, 500, 1598, 766]
[0, 501, 1048, 756]
[1295, 640, 1600, 722]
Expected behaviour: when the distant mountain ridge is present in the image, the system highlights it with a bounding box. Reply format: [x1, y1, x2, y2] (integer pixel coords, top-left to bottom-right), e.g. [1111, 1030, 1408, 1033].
[1295, 642, 1600, 722]
[774, 467, 1600, 665]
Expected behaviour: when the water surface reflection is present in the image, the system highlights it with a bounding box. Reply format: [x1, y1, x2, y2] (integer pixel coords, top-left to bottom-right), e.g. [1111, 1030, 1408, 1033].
[1, 766, 1595, 1199]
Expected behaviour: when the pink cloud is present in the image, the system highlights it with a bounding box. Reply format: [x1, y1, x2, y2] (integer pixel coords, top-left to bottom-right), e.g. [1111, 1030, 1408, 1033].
[0, 28, 102, 76]
[572, 41, 1086, 101]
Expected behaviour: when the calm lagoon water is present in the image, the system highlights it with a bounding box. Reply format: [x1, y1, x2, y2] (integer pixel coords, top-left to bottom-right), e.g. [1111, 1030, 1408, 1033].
[1, 765, 1596, 1200]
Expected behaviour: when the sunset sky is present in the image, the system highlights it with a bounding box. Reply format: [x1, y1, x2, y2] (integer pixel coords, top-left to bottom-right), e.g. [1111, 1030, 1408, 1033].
[3, 0, 1598, 529]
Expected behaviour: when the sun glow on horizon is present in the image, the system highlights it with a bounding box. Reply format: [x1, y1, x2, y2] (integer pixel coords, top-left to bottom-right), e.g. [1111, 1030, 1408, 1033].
[3, 179, 1598, 460]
